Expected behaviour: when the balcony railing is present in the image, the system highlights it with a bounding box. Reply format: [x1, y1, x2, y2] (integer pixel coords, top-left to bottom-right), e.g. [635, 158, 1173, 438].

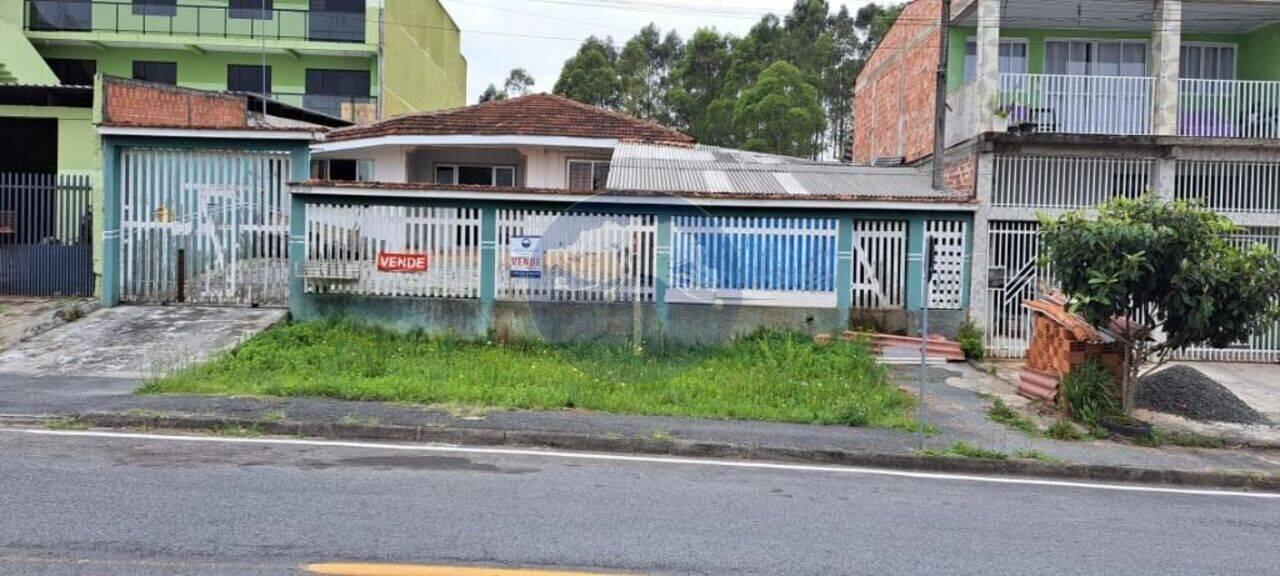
[269, 92, 377, 122]
[998, 74, 1156, 136]
[24, 0, 366, 43]
[1179, 79, 1280, 140]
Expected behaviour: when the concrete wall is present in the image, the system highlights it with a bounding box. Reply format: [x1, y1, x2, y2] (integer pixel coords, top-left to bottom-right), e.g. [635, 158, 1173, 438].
[382, 0, 467, 114]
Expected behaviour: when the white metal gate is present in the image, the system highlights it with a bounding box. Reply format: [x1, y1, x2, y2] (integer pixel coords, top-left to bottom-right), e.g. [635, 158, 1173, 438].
[986, 221, 1046, 359]
[496, 209, 656, 302]
[120, 149, 291, 306]
[852, 220, 907, 309]
[926, 220, 967, 310]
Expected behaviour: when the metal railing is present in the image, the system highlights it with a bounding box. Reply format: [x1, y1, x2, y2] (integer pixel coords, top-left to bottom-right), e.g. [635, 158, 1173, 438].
[24, 0, 366, 43]
[0, 173, 94, 296]
[1179, 79, 1280, 140]
[998, 73, 1156, 136]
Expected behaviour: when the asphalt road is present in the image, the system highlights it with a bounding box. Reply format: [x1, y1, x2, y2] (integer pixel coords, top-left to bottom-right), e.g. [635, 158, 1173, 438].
[0, 429, 1277, 576]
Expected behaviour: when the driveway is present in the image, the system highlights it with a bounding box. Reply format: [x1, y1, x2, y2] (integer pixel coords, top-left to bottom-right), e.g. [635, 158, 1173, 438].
[0, 305, 285, 379]
[0, 296, 95, 351]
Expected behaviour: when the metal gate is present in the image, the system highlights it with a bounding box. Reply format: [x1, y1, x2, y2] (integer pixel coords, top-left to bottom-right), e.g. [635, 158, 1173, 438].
[985, 221, 1047, 359]
[119, 149, 290, 306]
[984, 221, 1280, 362]
[0, 173, 94, 296]
[851, 220, 907, 309]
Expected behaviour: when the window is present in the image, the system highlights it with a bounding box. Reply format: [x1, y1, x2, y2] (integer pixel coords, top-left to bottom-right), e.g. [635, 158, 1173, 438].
[1181, 44, 1236, 81]
[963, 39, 1028, 83]
[132, 61, 177, 85]
[228, 65, 272, 94]
[435, 165, 517, 187]
[28, 0, 91, 31]
[1044, 40, 1147, 77]
[46, 59, 96, 86]
[309, 0, 365, 43]
[568, 160, 610, 191]
[311, 159, 372, 182]
[132, 0, 176, 17]
[229, 0, 273, 19]
[304, 69, 371, 117]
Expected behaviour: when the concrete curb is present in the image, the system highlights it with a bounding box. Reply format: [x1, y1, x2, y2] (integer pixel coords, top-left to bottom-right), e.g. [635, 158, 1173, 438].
[15, 412, 1280, 493]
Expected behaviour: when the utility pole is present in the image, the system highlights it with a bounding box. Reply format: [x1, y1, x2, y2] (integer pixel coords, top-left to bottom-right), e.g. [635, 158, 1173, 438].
[918, 237, 937, 450]
[931, 0, 951, 190]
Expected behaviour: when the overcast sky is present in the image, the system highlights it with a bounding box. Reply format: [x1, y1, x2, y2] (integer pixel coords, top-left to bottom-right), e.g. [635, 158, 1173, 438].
[438, 0, 874, 104]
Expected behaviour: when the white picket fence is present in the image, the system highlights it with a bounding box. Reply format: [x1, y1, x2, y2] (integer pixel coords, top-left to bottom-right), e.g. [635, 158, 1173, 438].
[852, 220, 908, 309]
[496, 209, 656, 302]
[304, 203, 482, 298]
[925, 220, 967, 310]
[668, 216, 839, 307]
[1176, 160, 1280, 214]
[1000, 73, 1155, 136]
[992, 155, 1153, 210]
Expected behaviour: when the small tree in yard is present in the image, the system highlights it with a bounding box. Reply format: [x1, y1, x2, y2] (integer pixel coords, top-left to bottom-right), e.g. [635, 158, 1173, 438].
[1040, 196, 1280, 413]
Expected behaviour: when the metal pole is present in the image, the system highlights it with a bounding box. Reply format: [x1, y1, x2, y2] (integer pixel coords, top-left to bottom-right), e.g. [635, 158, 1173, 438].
[931, 0, 952, 190]
[918, 240, 933, 450]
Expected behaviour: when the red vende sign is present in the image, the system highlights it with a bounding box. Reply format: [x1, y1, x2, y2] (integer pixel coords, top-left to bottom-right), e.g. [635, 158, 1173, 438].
[376, 252, 430, 273]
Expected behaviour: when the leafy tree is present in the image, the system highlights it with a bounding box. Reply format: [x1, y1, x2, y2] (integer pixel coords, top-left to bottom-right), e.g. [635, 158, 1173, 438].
[734, 61, 826, 157]
[479, 69, 536, 103]
[616, 24, 683, 124]
[504, 68, 536, 98]
[553, 36, 621, 109]
[1040, 197, 1280, 412]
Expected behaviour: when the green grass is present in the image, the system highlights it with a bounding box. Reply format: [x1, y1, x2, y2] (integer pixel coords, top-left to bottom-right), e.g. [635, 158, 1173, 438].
[140, 321, 917, 430]
[920, 442, 1009, 460]
[987, 399, 1041, 436]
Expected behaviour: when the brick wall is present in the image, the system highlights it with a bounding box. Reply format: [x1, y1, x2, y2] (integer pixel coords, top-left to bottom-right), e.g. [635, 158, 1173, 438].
[851, 0, 942, 165]
[940, 149, 976, 194]
[1020, 314, 1124, 404]
[103, 79, 248, 129]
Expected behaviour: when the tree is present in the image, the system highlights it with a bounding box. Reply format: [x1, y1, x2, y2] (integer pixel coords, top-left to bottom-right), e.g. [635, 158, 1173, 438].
[504, 68, 536, 98]
[734, 61, 826, 158]
[480, 69, 537, 103]
[668, 28, 737, 146]
[616, 24, 683, 124]
[1040, 196, 1280, 412]
[553, 36, 621, 109]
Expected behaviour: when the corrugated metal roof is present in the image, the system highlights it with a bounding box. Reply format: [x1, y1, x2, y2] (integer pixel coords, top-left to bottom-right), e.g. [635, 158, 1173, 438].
[607, 142, 957, 201]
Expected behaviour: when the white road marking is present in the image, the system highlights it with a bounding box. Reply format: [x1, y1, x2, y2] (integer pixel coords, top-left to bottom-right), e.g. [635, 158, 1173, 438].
[7, 428, 1279, 500]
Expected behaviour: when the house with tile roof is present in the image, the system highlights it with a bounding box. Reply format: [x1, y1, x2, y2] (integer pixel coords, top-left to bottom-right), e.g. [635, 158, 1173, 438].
[291, 94, 981, 344]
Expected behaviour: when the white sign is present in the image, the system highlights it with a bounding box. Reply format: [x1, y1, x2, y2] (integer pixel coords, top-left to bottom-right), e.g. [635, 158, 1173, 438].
[509, 235, 543, 279]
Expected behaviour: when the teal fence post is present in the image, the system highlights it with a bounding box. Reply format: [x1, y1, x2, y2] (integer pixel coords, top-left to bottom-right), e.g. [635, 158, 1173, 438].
[655, 214, 672, 330]
[906, 216, 927, 312]
[287, 144, 311, 320]
[836, 216, 854, 325]
[479, 207, 498, 336]
[961, 215, 975, 310]
[100, 142, 121, 308]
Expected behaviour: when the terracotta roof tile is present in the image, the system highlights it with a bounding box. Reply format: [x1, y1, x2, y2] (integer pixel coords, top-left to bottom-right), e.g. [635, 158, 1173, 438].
[325, 93, 694, 144]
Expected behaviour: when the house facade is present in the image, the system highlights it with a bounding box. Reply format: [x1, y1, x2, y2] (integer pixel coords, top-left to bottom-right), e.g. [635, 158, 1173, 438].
[297, 94, 977, 344]
[854, 0, 1280, 363]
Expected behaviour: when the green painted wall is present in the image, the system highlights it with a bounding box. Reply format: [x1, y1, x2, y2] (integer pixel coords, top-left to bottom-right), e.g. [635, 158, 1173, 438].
[37, 44, 378, 105]
[946, 26, 1254, 91]
[382, 0, 467, 114]
[0, 18, 57, 83]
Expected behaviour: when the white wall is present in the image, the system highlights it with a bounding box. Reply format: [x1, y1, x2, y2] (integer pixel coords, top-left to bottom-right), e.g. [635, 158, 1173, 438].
[314, 146, 408, 182]
[315, 145, 615, 187]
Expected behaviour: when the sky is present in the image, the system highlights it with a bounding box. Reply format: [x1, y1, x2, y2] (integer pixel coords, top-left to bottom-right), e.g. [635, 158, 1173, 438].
[438, 0, 875, 104]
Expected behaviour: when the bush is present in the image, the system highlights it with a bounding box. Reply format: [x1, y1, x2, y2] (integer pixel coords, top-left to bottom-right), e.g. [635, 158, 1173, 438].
[957, 319, 986, 361]
[1060, 360, 1120, 428]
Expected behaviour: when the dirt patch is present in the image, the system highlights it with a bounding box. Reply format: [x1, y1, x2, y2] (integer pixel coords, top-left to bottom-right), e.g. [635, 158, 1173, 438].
[1137, 366, 1268, 425]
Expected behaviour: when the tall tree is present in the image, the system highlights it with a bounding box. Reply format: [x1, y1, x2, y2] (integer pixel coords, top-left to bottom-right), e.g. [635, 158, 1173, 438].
[668, 28, 737, 146]
[553, 36, 622, 109]
[616, 24, 683, 124]
[479, 68, 537, 103]
[734, 61, 826, 157]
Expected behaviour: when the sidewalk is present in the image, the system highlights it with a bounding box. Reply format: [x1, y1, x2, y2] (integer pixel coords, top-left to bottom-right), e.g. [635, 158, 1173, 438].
[2, 362, 1277, 489]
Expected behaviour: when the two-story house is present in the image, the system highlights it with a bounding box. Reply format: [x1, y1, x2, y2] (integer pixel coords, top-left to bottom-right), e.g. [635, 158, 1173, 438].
[854, 0, 1280, 363]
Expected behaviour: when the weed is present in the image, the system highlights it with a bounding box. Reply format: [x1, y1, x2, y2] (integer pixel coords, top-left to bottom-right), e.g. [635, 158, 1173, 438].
[142, 322, 917, 430]
[338, 414, 381, 427]
[123, 408, 167, 419]
[1133, 429, 1229, 449]
[1013, 449, 1063, 464]
[920, 442, 1008, 460]
[260, 410, 287, 423]
[46, 417, 89, 431]
[650, 429, 673, 441]
[957, 319, 986, 361]
[213, 424, 265, 437]
[1045, 419, 1086, 441]
[57, 304, 85, 322]
[987, 399, 1040, 436]
[1060, 360, 1120, 428]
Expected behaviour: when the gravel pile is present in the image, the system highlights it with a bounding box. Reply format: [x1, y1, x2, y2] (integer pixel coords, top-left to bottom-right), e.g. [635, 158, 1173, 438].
[1136, 365, 1267, 425]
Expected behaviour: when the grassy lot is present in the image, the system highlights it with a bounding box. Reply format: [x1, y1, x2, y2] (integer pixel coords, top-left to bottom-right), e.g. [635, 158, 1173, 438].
[140, 321, 917, 430]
